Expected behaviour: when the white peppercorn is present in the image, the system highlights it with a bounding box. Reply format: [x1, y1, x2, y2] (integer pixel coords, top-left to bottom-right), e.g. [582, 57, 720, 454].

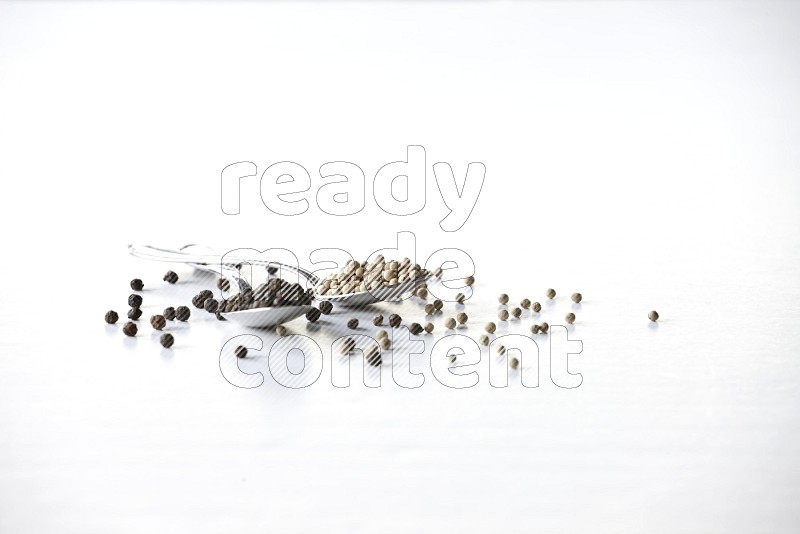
[565, 313, 575, 324]
[510, 357, 520, 370]
[444, 317, 457, 329]
[485, 322, 496, 334]
[456, 312, 468, 325]
[376, 329, 388, 340]
[276, 325, 287, 337]
[498, 293, 509, 305]
[478, 334, 489, 346]
[379, 336, 391, 350]
[496, 345, 506, 355]
[373, 314, 383, 326]
[497, 309, 509, 321]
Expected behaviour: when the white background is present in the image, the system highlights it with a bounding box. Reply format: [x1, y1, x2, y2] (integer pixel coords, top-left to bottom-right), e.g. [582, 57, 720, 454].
[1, 1, 800, 532]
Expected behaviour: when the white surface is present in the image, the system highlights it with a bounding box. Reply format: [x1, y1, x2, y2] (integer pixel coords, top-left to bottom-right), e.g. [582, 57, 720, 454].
[1, 1, 800, 532]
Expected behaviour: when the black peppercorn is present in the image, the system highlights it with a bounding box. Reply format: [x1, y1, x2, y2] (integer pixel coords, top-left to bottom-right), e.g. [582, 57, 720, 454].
[433, 299, 443, 310]
[235, 345, 247, 358]
[373, 314, 384, 326]
[191, 294, 204, 308]
[163, 271, 179, 284]
[130, 279, 143, 291]
[648, 310, 659, 322]
[203, 298, 219, 313]
[199, 289, 213, 300]
[347, 318, 359, 330]
[175, 306, 190, 321]
[409, 322, 423, 335]
[365, 348, 382, 367]
[163, 307, 176, 321]
[122, 321, 138, 337]
[532, 302, 542, 313]
[389, 313, 402, 328]
[150, 314, 166, 330]
[306, 308, 322, 322]
[319, 301, 333, 315]
[160, 333, 174, 348]
[217, 278, 231, 292]
[104, 310, 119, 324]
[128, 294, 143, 308]
[127, 307, 143, 320]
[266, 265, 278, 275]
[539, 322, 549, 333]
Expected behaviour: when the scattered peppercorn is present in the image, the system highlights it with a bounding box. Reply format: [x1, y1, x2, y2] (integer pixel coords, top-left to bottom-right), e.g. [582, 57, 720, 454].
[433, 299, 443, 310]
[306, 308, 322, 322]
[511, 307, 522, 318]
[163, 271, 179, 284]
[339, 337, 356, 355]
[276, 325, 287, 337]
[199, 289, 213, 300]
[373, 314, 384, 326]
[539, 322, 549, 333]
[571, 293, 582, 303]
[347, 318, 359, 330]
[498, 309, 509, 321]
[217, 278, 231, 292]
[389, 314, 402, 328]
[485, 322, 496, 334]
[379, 336, 391, 350]
[365, 347, 382, 367]
[520, 298, 531, 309]
[130, 279, 143, 291]
[175, 306, 190, 321]
[531, 324, 540, 335]
[122, 321, 138, 337]
[191, 294, 206, 308]
[649, 310, 659, 322]
[159, 333, 174, 348]
[565, 313, 575, 324]
[127, 307, 143, 320]
[532, 302, 542, 313]
[319, 301, 333, 315]
[454, 312, 466, 325]
[266, 265, 278, 275]
[409, 322, 424, 335]
[150, 314, 166, 330]
[510, 357, 520, 370]
[444, 317, 457, 329]
[424, 322, 434, 333]
[496, 345, 506, 355]
[376, 329, 388, 340]
[203, 298, 219, 313]
[416, 287, 429, 299]
[479, 334, 489, 346]
[128, 294, 142, 308]
[464, 275, 475, 286]
[104, 310, 119, 324]
[546, 288, 556, 299]
[455, 293, 465, 304]
[447, 353, 457, 364]
[235, 346, 248, 358]
[498, 294, 509, 305]
[424, 303, 436, 315]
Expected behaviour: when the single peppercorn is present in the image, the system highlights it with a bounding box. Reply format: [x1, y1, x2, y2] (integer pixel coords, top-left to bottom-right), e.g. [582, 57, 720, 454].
[409, 322, 424, 335]
[649, 310, 659, 322]
[199, 289, 213, 300]
[532, 302, 542, 313]
[565, 313, 575, 324]
[217, 278, 231, 292]
[498, 309, 509, 321]
[444, 317, 457, 329]
[339, 337, 356, 355]
[150, 314, 166, 330]
[447, 353, 457, 364]
[373, 314, 384, 326]
[464, 275, 475, 286]
[159, 333, 174, 348]
[104, 310, 119, 324]
[498, 294, 509, 305]
[175, 306, 190, 321]
[379, 336, 391, 350]
[530, 324, 540, 335]
[496, 345, 506, 355]
[510, 357, 520, 370]
[365, 347, 382, 367]
[433, 299, 443, 310]
[128, 294, 143, 308]
[546, 288, 556, 299]
[520, 298, 531, 309]
[347, 318, 359, 330]
[424, 303, 436, 315]
[572, 293, 582, 303]
[485, 322, 496, 334]
[215, 311, 226, 321]
[266, 265, 278, 275]
[306, 308, 322, 322]
[162, 307, 176, 321]
[389, 314, 402, 328]
[235, 345, 248, 359]
[511, 307, 522, 318]
[478, 334, 489, 346]
[122, 321, 138, 337]
[127, 307, 143, 320]
[424, 322, 434, 333]
[539, 322, 549, 333]
[203, 298, 219, 314]
[275, 325, 287, 337]
[191, 294, 206, 308]
[376, 329, 389, 340]
[130, 279, 143, 291]
[163, 271, 179, 284]
[416, 287, 428, 299]
[319, 301, 333, 315]
[455, 293, 465, 304]
[456, 312, 468, 325]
